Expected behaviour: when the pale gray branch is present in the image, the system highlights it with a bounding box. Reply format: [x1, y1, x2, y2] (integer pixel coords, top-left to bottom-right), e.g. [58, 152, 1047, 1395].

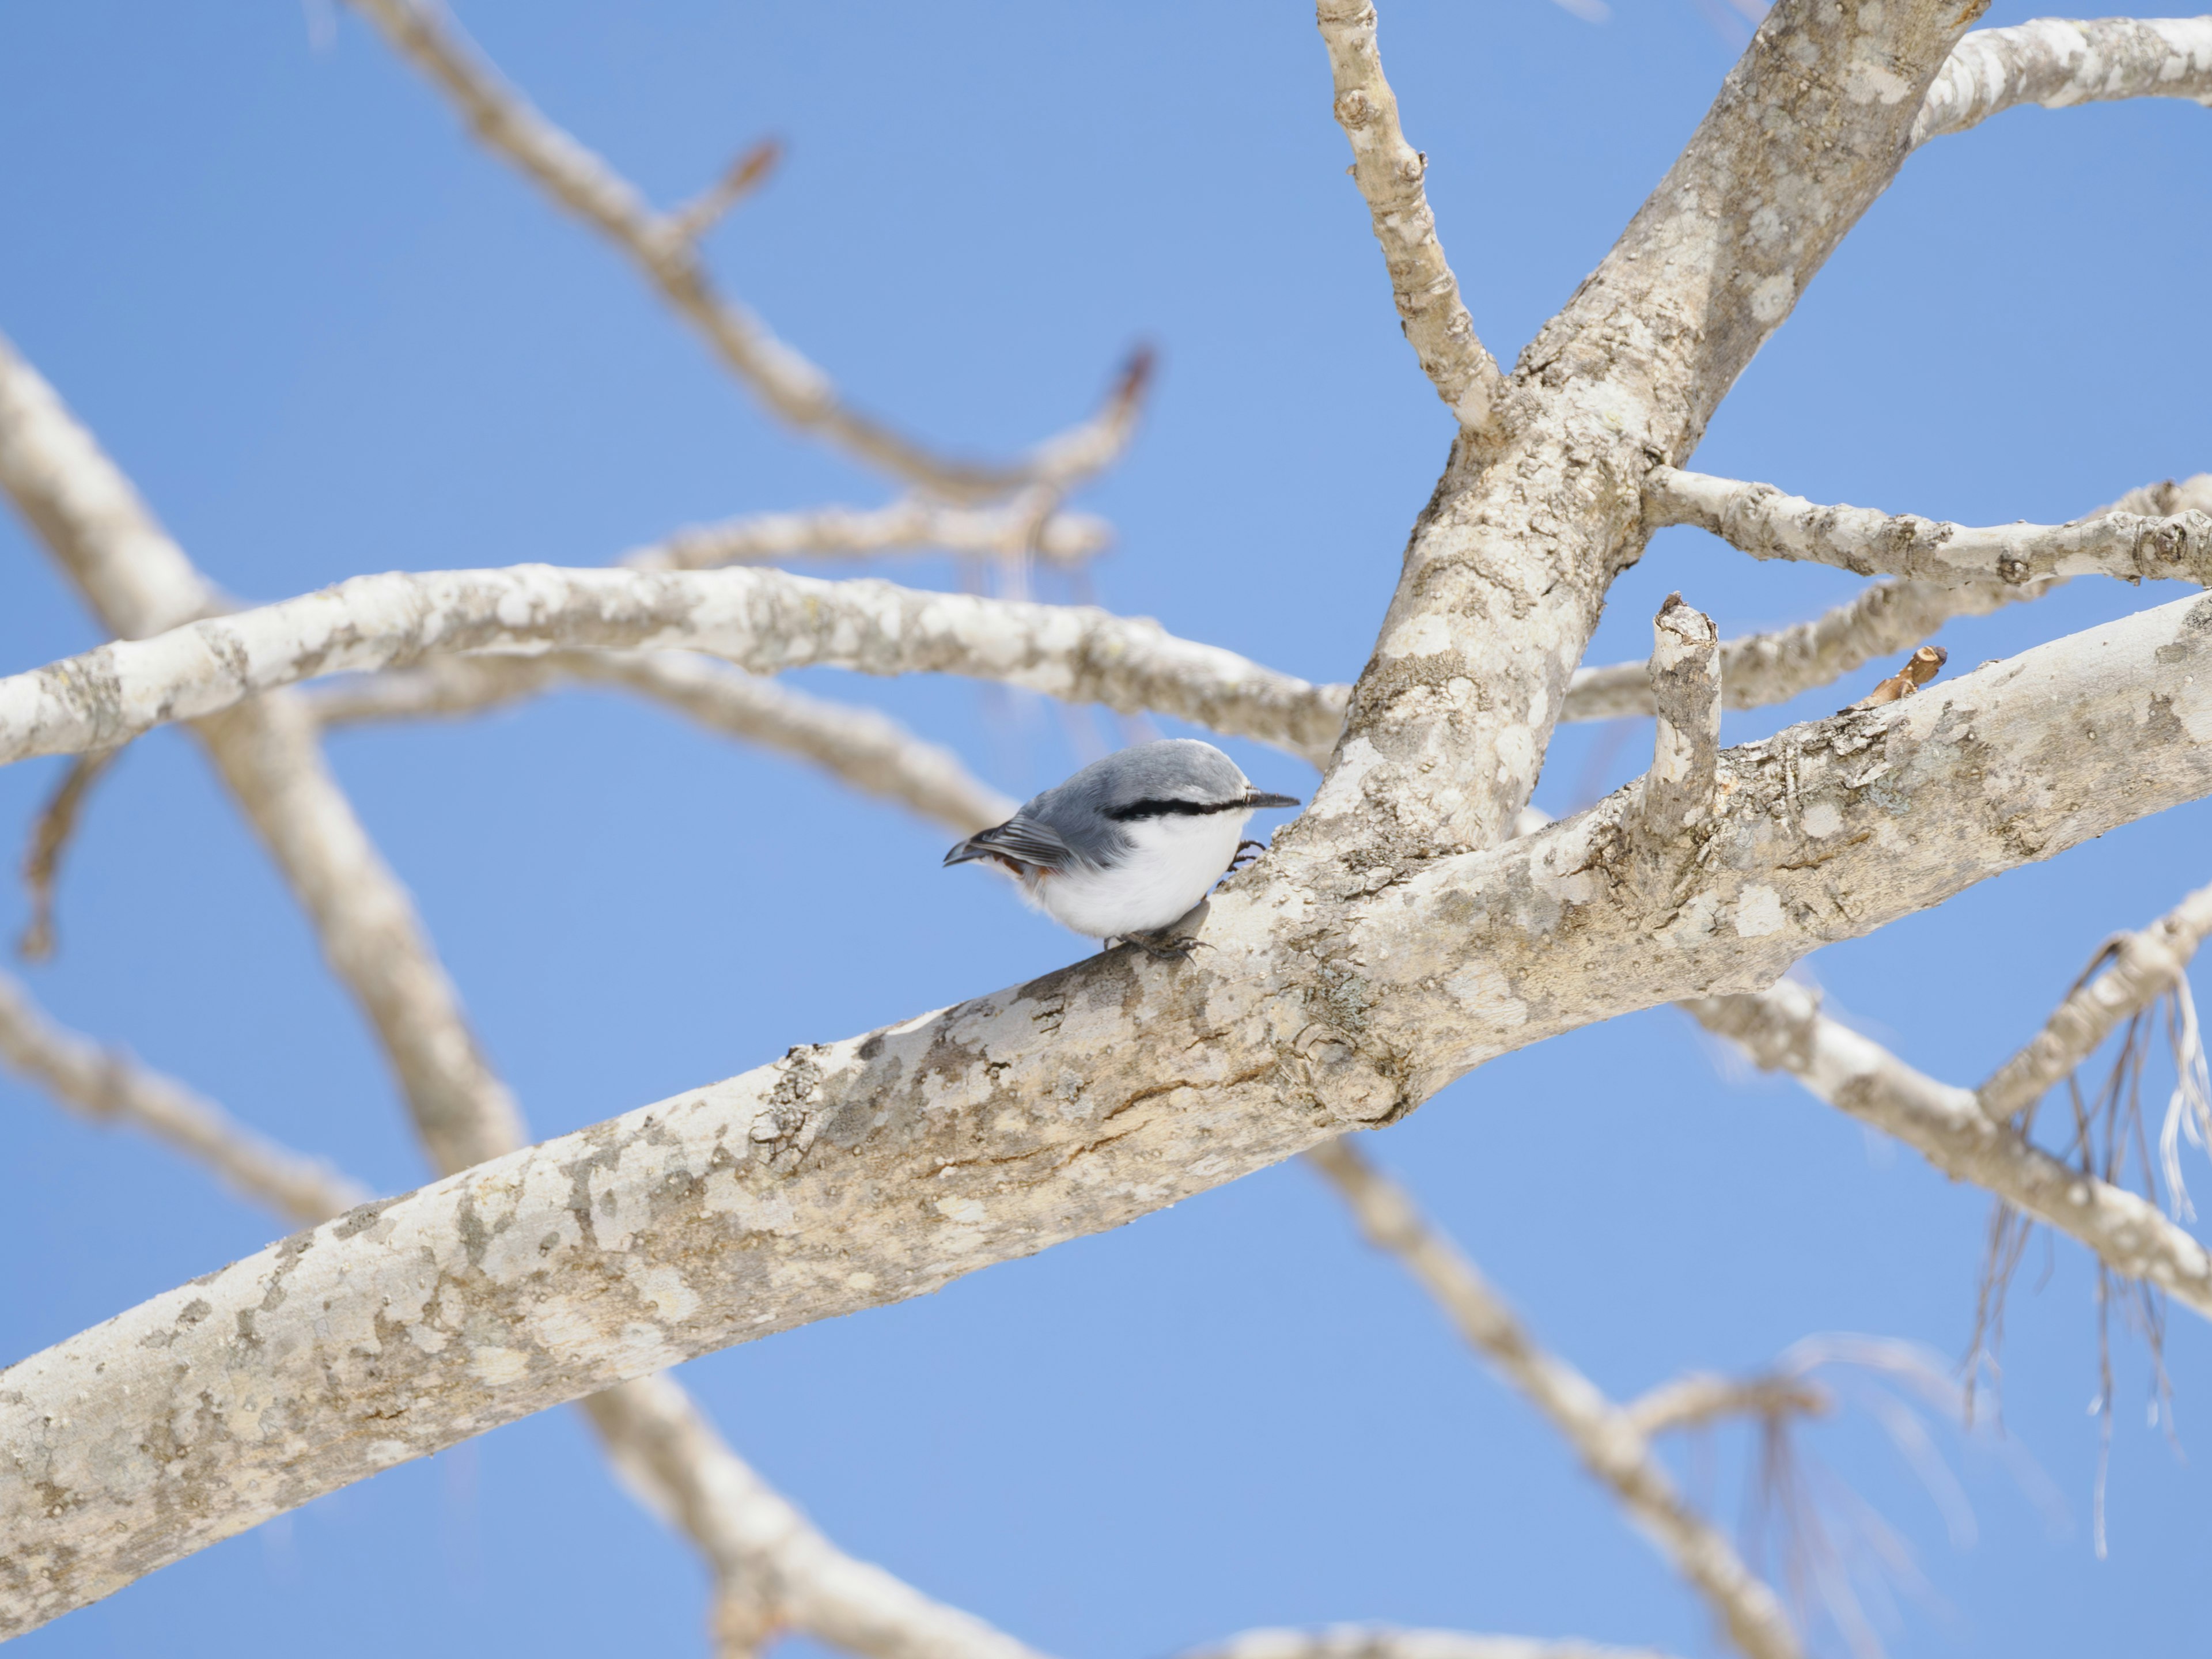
[0, 328, 528, 1175]
[0, 970, 1046, 1659]
[0, 564, 1347, 770]
[311, 652, 1018, 835]
[8, 586, 2212, 1634]
[1316, 0, 1983, 856]
[1645, 465, 2212, 588]
[1305, 1138, 1800, 1659]
[343, 0, 1148, 502]
[1914, 14, 2212, 145]
[0, 970, 368, 1226]
[1569, 476, 2209, 721]
[585, 1377, 1054, 1659]
[0, 332, 1047, 1659]
[1978, 880, 2212, 1122]
[1315, 0, 1506, 431]
[1685, 981, 2212, 1320]
[622, 497, 1112, 573]
[1187, 1631, 1680, 1659]
[1562, 578, 2052, 722]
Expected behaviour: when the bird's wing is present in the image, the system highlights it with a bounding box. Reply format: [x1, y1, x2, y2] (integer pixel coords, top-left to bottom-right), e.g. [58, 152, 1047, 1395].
[942, 814, 1078, 873]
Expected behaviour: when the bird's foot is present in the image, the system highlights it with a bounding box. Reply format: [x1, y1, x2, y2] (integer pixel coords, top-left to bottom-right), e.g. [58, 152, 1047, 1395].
[1115, 929, 1207, 961]
[1224, 838, 1267, 876]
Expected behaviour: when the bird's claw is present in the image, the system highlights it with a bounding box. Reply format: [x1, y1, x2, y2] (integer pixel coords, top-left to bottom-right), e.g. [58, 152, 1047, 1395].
[1223, 839, 1267, 878]
[1115, 929, 1207, 961]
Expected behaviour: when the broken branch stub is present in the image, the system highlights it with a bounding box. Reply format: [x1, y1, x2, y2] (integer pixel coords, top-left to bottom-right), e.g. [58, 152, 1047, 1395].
[1637, 593, 1723, 843]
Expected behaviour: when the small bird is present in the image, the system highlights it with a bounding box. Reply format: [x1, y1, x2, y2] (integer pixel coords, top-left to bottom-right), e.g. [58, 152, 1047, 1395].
[944, 739, 1301, 956]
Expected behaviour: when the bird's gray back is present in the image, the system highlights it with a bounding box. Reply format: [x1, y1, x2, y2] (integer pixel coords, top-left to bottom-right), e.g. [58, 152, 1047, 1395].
[1018, 740, 1247, 867]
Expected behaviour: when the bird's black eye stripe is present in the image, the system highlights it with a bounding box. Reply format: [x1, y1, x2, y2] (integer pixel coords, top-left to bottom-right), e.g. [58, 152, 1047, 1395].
[1102, 796, 1244, 822]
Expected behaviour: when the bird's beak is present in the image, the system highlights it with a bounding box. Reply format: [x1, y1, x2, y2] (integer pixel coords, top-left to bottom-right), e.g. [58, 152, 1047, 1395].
[1244, 791, 1301, 810]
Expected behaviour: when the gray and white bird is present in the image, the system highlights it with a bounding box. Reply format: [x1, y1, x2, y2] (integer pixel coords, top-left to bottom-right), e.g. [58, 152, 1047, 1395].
[944, 739, 1300, 955]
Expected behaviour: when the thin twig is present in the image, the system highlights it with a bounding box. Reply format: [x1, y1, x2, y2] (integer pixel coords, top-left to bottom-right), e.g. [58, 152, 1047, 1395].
[1306, 1138, 1802, 1659]
[1624, 1373, 1830, 1440]
[16, 747, 120, 961]
[1315, 0, 1506, 432]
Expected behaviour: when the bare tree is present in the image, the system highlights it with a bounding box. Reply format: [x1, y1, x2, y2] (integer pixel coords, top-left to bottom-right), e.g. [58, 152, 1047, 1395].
[3, 3, 2211, 1656]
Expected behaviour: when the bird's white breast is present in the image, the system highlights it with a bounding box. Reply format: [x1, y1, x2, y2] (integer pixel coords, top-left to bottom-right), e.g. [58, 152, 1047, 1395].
[1034, 809, 1248, 940]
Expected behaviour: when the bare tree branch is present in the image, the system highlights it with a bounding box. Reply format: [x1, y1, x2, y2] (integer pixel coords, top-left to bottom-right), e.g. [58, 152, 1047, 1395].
[1315, 0, 1986, 858]
[584, 1377, 1055, 1659]
[1305, 1138, 1800, 1659]
[8, 581, 2212, 1633]
[0, 970, 1052, 1659]
[1570, 476, 2211, 721]
[0, 329, 530, 1173]
[1621, 1373, 1829, 1440]
[621, 497, 1113, 573]
[1315, 0, 1506, 433]
[0, 330, 1051, 1659]
[1684, 981, 2212, 1320]
[1914, 14, 2212, 145]
[341, 0, 1150, 502]
[0, 564, 1347, 770]
[0, 970, 369, 1225]
[311, 652, 1018, 835]
[1644, 465, 2212, 588]
[1562, 577, 2052, 723]
[1186, 1631, 1681, 1659]
[1979, 880, 2212, 1122]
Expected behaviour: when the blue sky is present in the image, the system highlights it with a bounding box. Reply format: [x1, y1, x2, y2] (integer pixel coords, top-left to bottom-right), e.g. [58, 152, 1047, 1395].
[2, 3, 2209, 1656]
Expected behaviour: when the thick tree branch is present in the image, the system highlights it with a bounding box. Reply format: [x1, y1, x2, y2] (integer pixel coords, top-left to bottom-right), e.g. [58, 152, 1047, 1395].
[342, 0, 1149, 502]
[1312, 0, 1986, 857]
[622, 497, 1112, 573]
[1914, 14, 2212, 145]
[1685, 980, 2212, 1320]
[1188, 1633, 1680, 1659]
[1978, 880, 2212, 1122]
[1305, 1139, 1798, 1659]
[1644, 465, 2212, 588]
[1315, 0, 1506, 432]
[310, 652, 1018, 835]
[0, 970, 368, 1225]
[0, 970, 1049, 1659]
[0, 564, 1346, 771]
[0, 331, 1048, 1659]
[13, 585, 2207, 1634]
